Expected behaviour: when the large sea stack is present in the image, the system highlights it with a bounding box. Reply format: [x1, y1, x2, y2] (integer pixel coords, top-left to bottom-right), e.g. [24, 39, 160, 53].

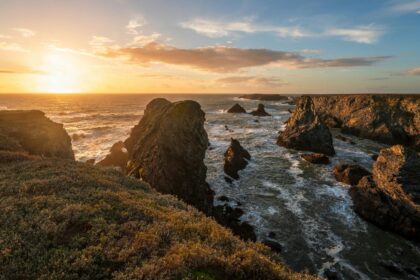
[124, 98, 214, 213]
[349, 145, 420, 240]
[0, 110, 74, 159]
[277, 96, 335, 156]
[311, 95, 420, 151]
[224, 138, 251, 180]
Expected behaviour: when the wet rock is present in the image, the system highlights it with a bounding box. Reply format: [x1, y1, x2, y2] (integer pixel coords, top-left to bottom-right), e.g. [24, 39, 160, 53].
[96, 141, 128, 172]
[238, 94, 289, 101]
[324, 268, 343, 280]
[371, 154, 379, 161]
[218, 195, 230, 202]
[277, 96, 335, 156]
[301, 153, 330, 164]
[213, 204, 256, 241]
[124, 98, 214, 213]
[333, 164, 370, 185]
[349, 145, 420, 240]
[335, 134, 355, 145]
[311, 94, 420, 151]
[224, 138, 251, 180]
[268, 231, 276, 238]
[379, 261, 405, 275]
[262, 239, 282, 253]
[250, 104, 271, 116]
[227, 103, 247, 113]
[224, 176, 233, 184]
[0, 110, 74, 159]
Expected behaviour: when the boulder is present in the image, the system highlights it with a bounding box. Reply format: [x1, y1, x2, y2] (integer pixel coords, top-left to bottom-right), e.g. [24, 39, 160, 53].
[213, 204, 256, 241]
[224, 138, 251, 180]
[333, 164, 370, 185]
[0, 110, 74, 159]
[227, 103, 247, 113]
[277, 96, 335, 156]
[96, 141, 128, 172]
[124, 98, 214, 213]
[250, 104, 271, 116]
[349, 145, 420, 240]
[311, 94, 420, 151]
[301, 153, 330, 164]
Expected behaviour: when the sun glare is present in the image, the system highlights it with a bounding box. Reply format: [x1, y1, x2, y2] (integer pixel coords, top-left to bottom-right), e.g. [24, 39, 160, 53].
[37, 51, 84, 93]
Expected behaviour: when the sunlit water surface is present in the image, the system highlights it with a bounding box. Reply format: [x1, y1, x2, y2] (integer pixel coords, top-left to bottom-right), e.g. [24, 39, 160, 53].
[1, 94, 419, 279]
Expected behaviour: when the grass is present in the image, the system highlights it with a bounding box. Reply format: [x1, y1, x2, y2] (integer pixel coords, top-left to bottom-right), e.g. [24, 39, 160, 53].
[0, 156, 317, 280]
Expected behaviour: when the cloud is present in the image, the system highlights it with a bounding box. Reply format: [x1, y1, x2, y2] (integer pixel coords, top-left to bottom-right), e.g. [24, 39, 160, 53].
[0, 42, 28, 52]
[300, 49, 321, 54]
[128, 33, 161, 47]
[387, 1, 420, 14]
[0, 67, 45, 75]
[325, 25, 384, 44]
[217, 76, 287, 88]
[406, 67, 420, 75]
[13, 28, 36, 38]
[126, 17, 147, 35]
[101, 42, 391, 72]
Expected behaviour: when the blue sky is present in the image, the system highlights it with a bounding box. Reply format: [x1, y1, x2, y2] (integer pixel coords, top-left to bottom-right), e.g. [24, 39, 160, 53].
[0, 0, 419, 93]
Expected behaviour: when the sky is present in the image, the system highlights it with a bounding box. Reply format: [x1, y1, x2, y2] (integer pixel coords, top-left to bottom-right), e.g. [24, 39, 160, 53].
[0, 0, 419, 94]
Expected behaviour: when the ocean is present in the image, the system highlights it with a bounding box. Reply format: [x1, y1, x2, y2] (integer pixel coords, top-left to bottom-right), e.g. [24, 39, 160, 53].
[1, 93, 419, 279]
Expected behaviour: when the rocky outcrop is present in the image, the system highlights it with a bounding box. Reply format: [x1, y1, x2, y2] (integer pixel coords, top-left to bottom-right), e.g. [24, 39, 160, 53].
[227, 103, 247, 113]
[277, 96, 335, 156]
[0, 110, 74, 159]
[239, 94, 289, 101]
[96, 141, 128, 172]
[124, 98, 214, 213]
[224, 138, 251, 180]
[213, 204, 256, 241]
[311, 94, 420, 151]
[349, 145, 420, 240]
[333, 164, 370, 186]
[250, 104, 271, 116]
[301, 153, 330, 164]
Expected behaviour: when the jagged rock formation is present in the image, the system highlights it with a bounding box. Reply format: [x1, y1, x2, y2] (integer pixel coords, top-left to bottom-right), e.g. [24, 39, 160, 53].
[250, 104, 271, 116]
[227, 103, 247, 113]
[311, 94, 420, 151]
[124, 98, 214, 213]
[239, 94, 289, 101]
[333, 164, 370, 186]
[224, 138, 251, 180]
[96, 141, 129, 172]
[277, 96, 335, 156]
[301, 153, 330, 164]
[0, 110, 74, 159]
[349, 145, 420, 240]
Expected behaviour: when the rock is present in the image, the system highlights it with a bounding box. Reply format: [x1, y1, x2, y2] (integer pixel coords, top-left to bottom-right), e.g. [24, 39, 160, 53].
[262, 239, 282, 253]
[311, 94, 420, 151]
[333, 164, 370, 185]
[218, 195, 230, 202]
[96, 141, 128, 172]
[324, 268, 343, 280]
[268, 231, 276, 238]
[349, 145, 420, 240]
[213, 204, 256, 241]
[335, 134, 356, 145]
[379, 261, 405, 275]
[124, 98, 214, 213]
[227, 103, 247, 113]
[85, 158, 96, 165]
[301, 153, 330, 164]
[238, 94, 289, 101]
[224, 138, 251, 180]
[250, 104, 271, 116]
[371, 154, 379, 161]
[71, 133, 87, 142]
[277, 96, 335, 156]
[0, 110, 74, 159]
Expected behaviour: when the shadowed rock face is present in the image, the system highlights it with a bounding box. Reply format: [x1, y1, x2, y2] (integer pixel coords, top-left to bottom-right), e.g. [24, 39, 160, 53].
[333, 164, 370, 186]
[277, 96, 335, 156]
[0, 110, 74, 159]
[250, 104, 271, 116]
[224, 138, 251, 180]
[96, 141, 129, 172]
[124, 98, 214, 213]
[349, 145, 420, 240]
[311, 95, 420, 151]
[227, 103, 247, 113]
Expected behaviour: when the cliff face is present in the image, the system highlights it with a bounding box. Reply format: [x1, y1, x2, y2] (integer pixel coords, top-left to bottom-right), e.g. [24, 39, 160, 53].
[125, 98, 214, 213]
[311, 95, 420, 151]
[0, 110, 74, 159]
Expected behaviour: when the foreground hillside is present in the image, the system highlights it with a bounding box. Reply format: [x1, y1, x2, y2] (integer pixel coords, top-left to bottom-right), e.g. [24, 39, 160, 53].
[0, 154, 315, 280]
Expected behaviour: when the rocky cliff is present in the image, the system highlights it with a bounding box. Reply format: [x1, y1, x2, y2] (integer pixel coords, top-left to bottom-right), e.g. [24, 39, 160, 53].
[0, 110, 74, 159]
[124, 98, 214, 213]
[311, 95, 420, 151]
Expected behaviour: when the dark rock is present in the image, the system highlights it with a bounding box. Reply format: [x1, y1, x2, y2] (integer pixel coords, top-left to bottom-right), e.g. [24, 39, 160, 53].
[301, 153, 330, 164]
[254, 119, 259, 123]
[238, 94, 289, 101]
[311, 94, 420, 151]
[213, 204, 256, 241]
[268, 231, 276, 238]
[335, 134, 355, 144]
[349, 145, 420, 240]
[85, 158, 95, 165]
[262, 239, 282, 253]
[218, 195, 230, 202]
[333, 164, 370, 185]
[124, 98, 214, 213]
[277, 96, 335, 156]
[227, 103, 247, 113]
[324, 268, 343, 280]
[224, 138, 251, 180]
[224, 176, 233, 184]
[0, 110, 74, 159]
[96, 141, 128, 172]
[371, 154, 379, 161]
[379, 261, 405, 275]
[250, 104, 271, 116]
